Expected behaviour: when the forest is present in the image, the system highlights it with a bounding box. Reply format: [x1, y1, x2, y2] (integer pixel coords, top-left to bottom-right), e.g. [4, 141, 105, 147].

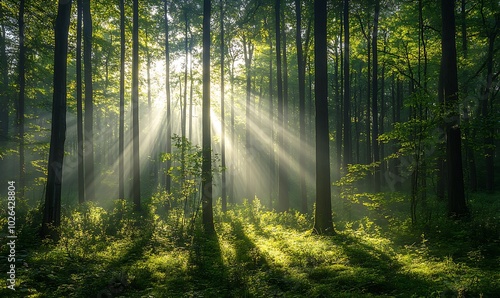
[0, 0, 499, 296]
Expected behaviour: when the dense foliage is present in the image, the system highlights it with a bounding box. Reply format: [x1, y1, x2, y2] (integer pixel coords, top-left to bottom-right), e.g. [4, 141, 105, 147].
[0, 0, 499, 296]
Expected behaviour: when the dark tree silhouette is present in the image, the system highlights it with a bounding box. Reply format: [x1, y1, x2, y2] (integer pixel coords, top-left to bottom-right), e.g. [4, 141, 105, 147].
[76, 0, 84, 203]
[295, 0, 307, 213]
[132, 0, 141, 210]
[164, 0, 172, 194]
[313, 0, 334, 235]
[275, 0, 288, 212]
[17, 0, 25, 197]
[43, 0, 72, 239]
[201, 0, 215, 233]
[342, 0, 352, 170]
[83, 0, 95, 201]
[220, 0, 227, 212]
[441, 0, 468, 217]
[119, 0, 125, 199]
[371, 0, 380, 191]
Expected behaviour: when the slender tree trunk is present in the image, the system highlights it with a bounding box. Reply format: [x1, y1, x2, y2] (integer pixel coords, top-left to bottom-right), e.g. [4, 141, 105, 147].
[201, 0, 214, 233]
[17, 0, 25, 197]
[182, 11, 188, 140]
[119, 0, 125, 199]
[295, 0, 307, 213]
[371, 0, 380, 191]
[380, 62, 385, 183]
[342, 0, 352, 170]
[0, 2, 8, 142]
[229, 55, 235, 204]
[164, 0, 172, 194]
[281, 3, 290, 209]
[242, 34, 254, 201]
[146, 29, 152, 115]
[483, 32, 496, 192]
[132, 0, 141, 210]
[220, 0, 227, 212]
[83, 0, 95, 201]
[313, 0, 333, 235]
[335, 10, 343, 181]
[77, 0, 85, 203]
[461, 0, 467, 57]
[267, 18, 274, 208]
[275, 0, 287, 212]
[441, 0, 468, 217]
[354, 69, 360, 164]
[43, 0, 72, 239]
[189, 36, 194, 141]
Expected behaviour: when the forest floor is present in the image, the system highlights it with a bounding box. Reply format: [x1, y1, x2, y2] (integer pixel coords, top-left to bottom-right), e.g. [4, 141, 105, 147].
[1, 192, 499, 297]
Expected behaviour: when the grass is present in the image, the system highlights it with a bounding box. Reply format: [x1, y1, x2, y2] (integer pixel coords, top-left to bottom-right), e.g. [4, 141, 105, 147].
[1, 193, 499, 297]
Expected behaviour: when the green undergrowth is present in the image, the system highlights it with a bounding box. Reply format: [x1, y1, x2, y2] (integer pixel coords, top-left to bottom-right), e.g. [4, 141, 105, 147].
[0, 193, 499, 297]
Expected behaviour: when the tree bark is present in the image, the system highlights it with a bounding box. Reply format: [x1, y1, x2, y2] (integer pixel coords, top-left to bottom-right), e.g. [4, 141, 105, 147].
[313, 0, 334, 235]
[371, 0, 380, 191]
[267, 17, 274, 208]
[275, 0, 287, 212]
[43, 0, 72, 239]
[83, 0, 95, 201]
[201, 0, 214, 233]
[295, 0, 307, 213]
[77, 0, 85, 203]
[242, 34, 254, 201]
[0, 2, 8, 142]
[119, 0, 125, 199]
[132, 0, 141, 210]
[482, 30, 496, 192]
[441, 0, 468, 217]
[17, 0, 25, 197]
[164, 0, 172, 194]
[342, 0, 352, 170]
[220, 0, 227, 212]
[281, 2, 290, 210]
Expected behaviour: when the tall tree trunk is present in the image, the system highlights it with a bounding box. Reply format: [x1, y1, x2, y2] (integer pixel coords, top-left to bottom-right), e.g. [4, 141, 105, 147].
[275, 0, 288, 212]
[182, 11, 188, 140]
[358, 14, 371, 166]
[0, 4, 9, 184]
[17, 0, 25, 197]
[482, 30, 496, 192]
[295, 0, 307, 213]
[119, 0, 125, 199]
[380, 62, 385, 183]
[229, 55, 235, 204]
[242, 34, 254, 201]
[83, 0, 95, 201]
[366, 40, 371, 166]
[354, 69, 360, 163]
[201, 0, 214, 233]
[164, 0, 172, 194]
[441, 0, 468, 217]
[132, 0, 141, 210]
[313, 0, 333, 235]
[371, 0, 380, 191]
[0, 2, 8, 142]
[77, 0, 85, 203]
[342, 0, 352, 170]
[220, 0, 227, 212]
[335, 10, 343, 182]
[342, 0, 352, 172]
[43, 0, 72, 239]
[461, 0, 467, 57]
[281, 2, 290, 208]
[266, 18, 275, 208]
[146, 28, 152, 115]
[189, 36, 194, 141]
